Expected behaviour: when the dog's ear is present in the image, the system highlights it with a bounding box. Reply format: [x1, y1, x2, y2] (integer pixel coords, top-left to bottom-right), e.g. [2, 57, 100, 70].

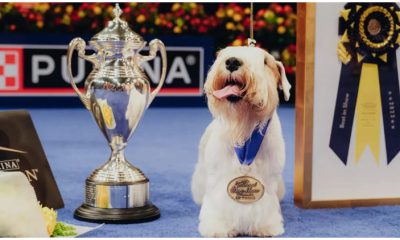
[275, 60, 291, 101]
[215, 49, 221, 58]
[265, 54, 291, 101]
[265, 56, 281, 82]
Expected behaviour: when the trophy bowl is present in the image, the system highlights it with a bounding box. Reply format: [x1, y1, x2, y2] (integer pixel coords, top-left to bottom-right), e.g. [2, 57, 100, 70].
[66, 4, 167, 223]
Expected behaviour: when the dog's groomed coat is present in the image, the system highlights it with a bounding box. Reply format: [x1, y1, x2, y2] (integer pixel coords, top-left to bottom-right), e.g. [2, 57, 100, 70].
[191, 46, 291, 237]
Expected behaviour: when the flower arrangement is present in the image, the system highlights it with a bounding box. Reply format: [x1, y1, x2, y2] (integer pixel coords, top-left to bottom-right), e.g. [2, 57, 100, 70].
[214, 3, 296, 75]
[156, 3, 219, 35]
[0, 3, 296, 75]
[122, 3, 160, 35]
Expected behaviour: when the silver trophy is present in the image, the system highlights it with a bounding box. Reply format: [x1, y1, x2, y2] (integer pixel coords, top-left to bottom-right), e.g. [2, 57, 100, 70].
[66, 4, 166, 222]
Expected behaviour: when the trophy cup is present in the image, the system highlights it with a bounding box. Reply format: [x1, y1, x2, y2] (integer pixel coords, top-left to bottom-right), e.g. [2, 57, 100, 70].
[66, 4, 166, 222]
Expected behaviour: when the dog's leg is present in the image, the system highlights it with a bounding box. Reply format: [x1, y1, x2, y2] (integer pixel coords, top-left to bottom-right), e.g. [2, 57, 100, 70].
[191, 123, 213, 205]
[198, 196, 238, 237]
[277, 176, 285, 201]
[251, 193, 284, 237]
[191, 161, 206, 205]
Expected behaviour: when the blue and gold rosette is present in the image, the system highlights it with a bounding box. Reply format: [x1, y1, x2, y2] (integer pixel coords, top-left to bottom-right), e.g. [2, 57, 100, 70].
[330, 3, 400, 165]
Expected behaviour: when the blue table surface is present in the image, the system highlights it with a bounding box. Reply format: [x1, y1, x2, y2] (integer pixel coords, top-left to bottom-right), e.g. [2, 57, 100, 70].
[26, 107, 400, 237]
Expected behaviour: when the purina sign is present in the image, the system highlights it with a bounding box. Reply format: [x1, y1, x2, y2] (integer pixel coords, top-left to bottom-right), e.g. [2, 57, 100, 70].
[0, 44, 204, 96]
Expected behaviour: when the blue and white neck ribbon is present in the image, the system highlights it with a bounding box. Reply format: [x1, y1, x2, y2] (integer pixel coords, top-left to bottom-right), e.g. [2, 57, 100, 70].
[234, 120, 271, 166]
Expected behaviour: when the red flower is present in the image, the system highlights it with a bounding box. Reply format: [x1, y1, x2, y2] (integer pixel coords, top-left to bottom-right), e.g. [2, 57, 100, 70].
[257, 9, 265, 18]
[233, 5, 241, 12]
[177, 9, 185, 17]
[71, 13, 80, 22]
[124, 7, 131, 14]
[243, 17, 250, 28]
[275, 5, 283, 14]
[256, 20, 266, 29]
[198, 25, 207, 33]
[285, 66, 294, 75]
[283, 5, 293, 14]
[288, 44, 296, 54]
[190, 18, 200, 26]
[28, 13, 35, 20]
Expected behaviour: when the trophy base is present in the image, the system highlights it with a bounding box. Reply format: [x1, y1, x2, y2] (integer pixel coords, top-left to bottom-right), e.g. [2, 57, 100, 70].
[74, 203, 160, 223]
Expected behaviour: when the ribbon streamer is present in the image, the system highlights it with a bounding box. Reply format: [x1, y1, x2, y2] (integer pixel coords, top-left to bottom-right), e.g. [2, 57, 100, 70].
[355, 63, 381, 163]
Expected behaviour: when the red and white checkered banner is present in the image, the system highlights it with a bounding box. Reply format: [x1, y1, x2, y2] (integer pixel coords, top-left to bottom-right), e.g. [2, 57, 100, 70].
[0, 48, 22, 91]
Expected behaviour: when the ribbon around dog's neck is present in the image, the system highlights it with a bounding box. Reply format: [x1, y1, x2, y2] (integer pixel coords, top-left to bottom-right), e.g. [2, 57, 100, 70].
[234, 119, 271, 166]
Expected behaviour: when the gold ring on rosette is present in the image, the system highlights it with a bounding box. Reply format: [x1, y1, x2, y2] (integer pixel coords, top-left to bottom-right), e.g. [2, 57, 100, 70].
[359, 6, 395, 50]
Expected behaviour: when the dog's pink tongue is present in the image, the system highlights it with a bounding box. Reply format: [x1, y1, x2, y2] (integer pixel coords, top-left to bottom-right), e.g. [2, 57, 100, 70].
[213, 85, 241, 99]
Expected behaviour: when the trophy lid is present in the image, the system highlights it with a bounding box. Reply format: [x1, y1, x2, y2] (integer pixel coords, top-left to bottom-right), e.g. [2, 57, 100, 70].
[90, 3, 144, 49]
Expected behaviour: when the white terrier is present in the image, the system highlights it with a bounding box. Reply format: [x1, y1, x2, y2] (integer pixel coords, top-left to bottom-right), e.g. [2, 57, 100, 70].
[192, 46, 291, 237]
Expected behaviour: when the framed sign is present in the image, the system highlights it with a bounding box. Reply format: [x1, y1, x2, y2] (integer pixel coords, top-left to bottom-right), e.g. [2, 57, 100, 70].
[295, 3, 400, 208]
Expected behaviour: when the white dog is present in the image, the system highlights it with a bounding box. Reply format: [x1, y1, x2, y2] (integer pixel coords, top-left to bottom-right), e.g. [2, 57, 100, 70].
[191, 46, 291, 237]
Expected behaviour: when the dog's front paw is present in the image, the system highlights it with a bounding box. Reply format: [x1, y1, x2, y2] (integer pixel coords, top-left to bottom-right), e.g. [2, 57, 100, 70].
[252, 223, 284, 237]
[199, 219, 237, 237]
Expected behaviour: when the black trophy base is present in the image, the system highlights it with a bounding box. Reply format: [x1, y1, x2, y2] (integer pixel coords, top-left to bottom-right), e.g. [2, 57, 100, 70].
[74, 203, 160, 223]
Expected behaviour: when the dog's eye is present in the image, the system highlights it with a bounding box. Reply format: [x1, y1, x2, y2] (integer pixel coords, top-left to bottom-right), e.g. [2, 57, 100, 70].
[264, 58, 268, 65]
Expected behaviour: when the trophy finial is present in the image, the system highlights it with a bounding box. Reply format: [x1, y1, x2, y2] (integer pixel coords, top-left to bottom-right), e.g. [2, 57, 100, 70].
[113, 3, 122, 19]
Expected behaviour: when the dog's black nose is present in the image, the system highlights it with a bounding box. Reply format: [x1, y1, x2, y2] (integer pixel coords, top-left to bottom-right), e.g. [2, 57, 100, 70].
[225, 57, 242, 72]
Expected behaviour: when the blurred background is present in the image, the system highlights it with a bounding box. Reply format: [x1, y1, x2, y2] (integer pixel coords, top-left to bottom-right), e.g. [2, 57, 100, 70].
[0, 2, 296, 107]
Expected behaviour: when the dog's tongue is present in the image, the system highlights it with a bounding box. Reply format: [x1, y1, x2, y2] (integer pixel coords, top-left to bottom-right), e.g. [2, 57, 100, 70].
[213, 85, 241, 99]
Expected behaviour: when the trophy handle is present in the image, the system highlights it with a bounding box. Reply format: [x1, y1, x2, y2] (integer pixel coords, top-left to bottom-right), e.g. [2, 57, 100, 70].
[67, 37, 97, 110]
[137, 39, 167, 107]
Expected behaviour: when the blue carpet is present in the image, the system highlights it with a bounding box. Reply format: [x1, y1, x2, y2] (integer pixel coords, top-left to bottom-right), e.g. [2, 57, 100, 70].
[27, 107, 400, 237]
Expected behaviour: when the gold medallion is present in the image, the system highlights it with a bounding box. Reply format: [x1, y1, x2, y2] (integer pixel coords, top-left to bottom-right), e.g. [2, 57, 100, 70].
[227, 176, 264, 204]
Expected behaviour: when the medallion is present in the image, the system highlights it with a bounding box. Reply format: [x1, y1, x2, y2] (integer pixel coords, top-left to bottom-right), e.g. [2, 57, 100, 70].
[227, 176, 264, 204]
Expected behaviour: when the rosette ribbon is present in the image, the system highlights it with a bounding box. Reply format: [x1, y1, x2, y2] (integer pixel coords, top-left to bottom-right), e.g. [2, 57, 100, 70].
[330, 3, 400, 165]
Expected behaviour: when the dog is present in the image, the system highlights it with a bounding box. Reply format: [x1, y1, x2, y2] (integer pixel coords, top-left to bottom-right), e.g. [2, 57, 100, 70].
[191, 46, 291, 237]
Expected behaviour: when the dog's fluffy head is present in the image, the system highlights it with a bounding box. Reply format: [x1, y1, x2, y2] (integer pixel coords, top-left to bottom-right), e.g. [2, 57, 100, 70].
[204, 46, 291, 144]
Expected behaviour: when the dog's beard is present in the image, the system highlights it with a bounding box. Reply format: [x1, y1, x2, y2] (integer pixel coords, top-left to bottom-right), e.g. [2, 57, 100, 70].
[206, 70, 279, 145]
[221, 104, 262, 146]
